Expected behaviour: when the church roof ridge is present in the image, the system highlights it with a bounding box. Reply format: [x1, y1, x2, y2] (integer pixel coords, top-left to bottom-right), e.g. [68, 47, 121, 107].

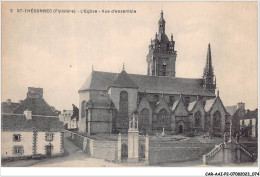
[109, 70, 139, 89]
[79, 71, 215, 97]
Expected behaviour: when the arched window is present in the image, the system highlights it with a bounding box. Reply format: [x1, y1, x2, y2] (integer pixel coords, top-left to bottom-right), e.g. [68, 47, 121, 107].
[162, 63, 167, 76]
[81, 101, 87, 118]
[140, 108, 149, 125]
[194, 111, 201, 127]
[157, 109, 170, 128]
[119, 91, 128, 115]
[213, 111, 221, 131]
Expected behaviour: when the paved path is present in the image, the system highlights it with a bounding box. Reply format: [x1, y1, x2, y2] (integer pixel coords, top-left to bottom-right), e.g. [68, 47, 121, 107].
[30, 138, 121, 167]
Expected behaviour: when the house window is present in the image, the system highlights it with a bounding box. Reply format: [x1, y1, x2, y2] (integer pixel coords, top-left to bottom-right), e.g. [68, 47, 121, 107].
[45, 133, 54, 141]
[13, 134, 21, 142]
[13, 146, 24, 155]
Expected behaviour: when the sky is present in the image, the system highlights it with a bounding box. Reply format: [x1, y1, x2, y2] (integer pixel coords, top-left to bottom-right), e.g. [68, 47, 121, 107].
[2, 1, 258, 111]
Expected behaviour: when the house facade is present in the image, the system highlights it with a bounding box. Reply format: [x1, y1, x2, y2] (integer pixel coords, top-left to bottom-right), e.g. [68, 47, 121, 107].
[1, 111, 64, 160]
[78, 11, 229, 135]
[240, 109, 258, 137]
[59, 110, 78, 130]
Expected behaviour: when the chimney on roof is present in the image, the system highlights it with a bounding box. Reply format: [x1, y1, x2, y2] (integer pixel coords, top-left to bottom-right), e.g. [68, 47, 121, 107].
[19, 100, 23, 104]
[24, 110, 32, 120]
[237, 102, 245, 110]
[7, 99, 11, 106]
[27, 87, 43, 98]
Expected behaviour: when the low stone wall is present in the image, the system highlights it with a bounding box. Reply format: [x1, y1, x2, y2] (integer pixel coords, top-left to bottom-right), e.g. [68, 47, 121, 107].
[149, 142, 215, 165]
[65, 130, 118, 162]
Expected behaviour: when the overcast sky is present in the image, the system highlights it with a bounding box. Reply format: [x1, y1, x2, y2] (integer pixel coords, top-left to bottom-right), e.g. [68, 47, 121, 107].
[2, 2, 258, 111]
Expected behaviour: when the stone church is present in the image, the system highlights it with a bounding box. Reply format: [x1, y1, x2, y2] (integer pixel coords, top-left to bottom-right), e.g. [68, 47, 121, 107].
[78, 11, 229, 135]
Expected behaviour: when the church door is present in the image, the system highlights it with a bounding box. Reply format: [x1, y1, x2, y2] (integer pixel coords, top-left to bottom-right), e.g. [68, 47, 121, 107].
[179, 125, 183, 133]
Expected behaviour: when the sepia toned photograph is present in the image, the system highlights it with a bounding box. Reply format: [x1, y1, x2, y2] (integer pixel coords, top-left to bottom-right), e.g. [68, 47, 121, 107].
[1, 1, 258, 174]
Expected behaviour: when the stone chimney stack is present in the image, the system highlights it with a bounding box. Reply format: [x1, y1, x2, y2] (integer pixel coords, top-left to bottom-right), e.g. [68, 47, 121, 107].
[237, 102, 245, 110]
[7, 99, 11, 106]
[27, 87, 43, 98]
[24, 110, 32, 120]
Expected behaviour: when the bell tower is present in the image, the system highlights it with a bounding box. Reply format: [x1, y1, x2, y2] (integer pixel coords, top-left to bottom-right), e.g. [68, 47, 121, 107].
[146, 10, 177, 77]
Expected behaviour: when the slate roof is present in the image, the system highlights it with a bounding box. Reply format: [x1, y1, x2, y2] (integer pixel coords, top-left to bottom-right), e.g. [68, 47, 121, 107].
[110, 70, 139, 89]
[241, 110, 258, 120]
[79, 71, 215, 97]
[1, 102, 20, 113]
[2, 114, 63, 132]
[188, 101, 197, 112]
[204, 98, 216, 112]
[13, 97, 57, 116]
[171, 100, 180, 111]
[225, 105, 238, 116]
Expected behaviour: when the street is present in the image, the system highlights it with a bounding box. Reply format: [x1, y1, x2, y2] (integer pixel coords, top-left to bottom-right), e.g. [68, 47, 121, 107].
[2, 138, 121, 167]
[30, 138, 122, 167]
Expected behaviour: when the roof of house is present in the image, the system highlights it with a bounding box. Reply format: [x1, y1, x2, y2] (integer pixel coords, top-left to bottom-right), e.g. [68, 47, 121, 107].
[241, 109, 258, 120]
[225, 105, 238, 116]
[1, 102, 20, 113]
[79, 71, 215, 96]
[13, 97, 57, 116]
[2, 114, 63, 132]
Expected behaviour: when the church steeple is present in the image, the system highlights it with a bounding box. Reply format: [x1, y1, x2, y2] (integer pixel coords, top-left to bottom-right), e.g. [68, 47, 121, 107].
[158, 10, 166, 34]
[203, 43, 216, 93]
[146, 11, 177, 77]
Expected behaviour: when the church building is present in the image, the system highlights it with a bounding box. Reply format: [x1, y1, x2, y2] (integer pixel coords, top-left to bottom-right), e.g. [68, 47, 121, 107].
[78, 11, 229, 135]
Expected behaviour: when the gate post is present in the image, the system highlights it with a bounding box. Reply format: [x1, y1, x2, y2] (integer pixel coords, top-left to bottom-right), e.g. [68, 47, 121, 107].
[145, 134, 149, 165]
[117, 133, 122, 163]
[203, 155, 208, 165]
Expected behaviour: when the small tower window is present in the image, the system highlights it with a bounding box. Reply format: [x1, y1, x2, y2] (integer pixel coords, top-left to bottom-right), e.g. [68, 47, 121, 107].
[162, 63, 167, 76]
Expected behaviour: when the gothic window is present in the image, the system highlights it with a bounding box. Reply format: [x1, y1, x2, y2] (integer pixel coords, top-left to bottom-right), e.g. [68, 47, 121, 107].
[138, 93, 144, 103]
[13, 134, 21, 142]
[213, 111, 221, 131]
[119, 91, 128, 115]
[140, 109, 149, 125]
[81, 101, 87, 118]
[162, 63, 167, 76]
[194, 111, 201, 127]
[157, 109, 170, 128]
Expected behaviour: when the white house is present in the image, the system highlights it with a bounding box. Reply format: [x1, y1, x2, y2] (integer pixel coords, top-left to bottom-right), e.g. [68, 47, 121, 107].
[240, 109, 258, 137]
[1, 110, 64, 160]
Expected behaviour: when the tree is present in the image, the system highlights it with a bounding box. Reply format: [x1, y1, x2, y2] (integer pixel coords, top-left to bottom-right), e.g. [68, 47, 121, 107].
[71, 104, 79, 121]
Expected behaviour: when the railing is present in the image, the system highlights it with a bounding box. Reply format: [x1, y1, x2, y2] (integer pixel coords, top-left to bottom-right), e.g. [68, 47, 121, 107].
[240, 144, 254, 159]
[203, 142, 225, 164]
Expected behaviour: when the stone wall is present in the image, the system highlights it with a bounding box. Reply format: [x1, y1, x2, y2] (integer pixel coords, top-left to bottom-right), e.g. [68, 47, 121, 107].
[148, 141, 215, 165]
[66, 131, 118, 162]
